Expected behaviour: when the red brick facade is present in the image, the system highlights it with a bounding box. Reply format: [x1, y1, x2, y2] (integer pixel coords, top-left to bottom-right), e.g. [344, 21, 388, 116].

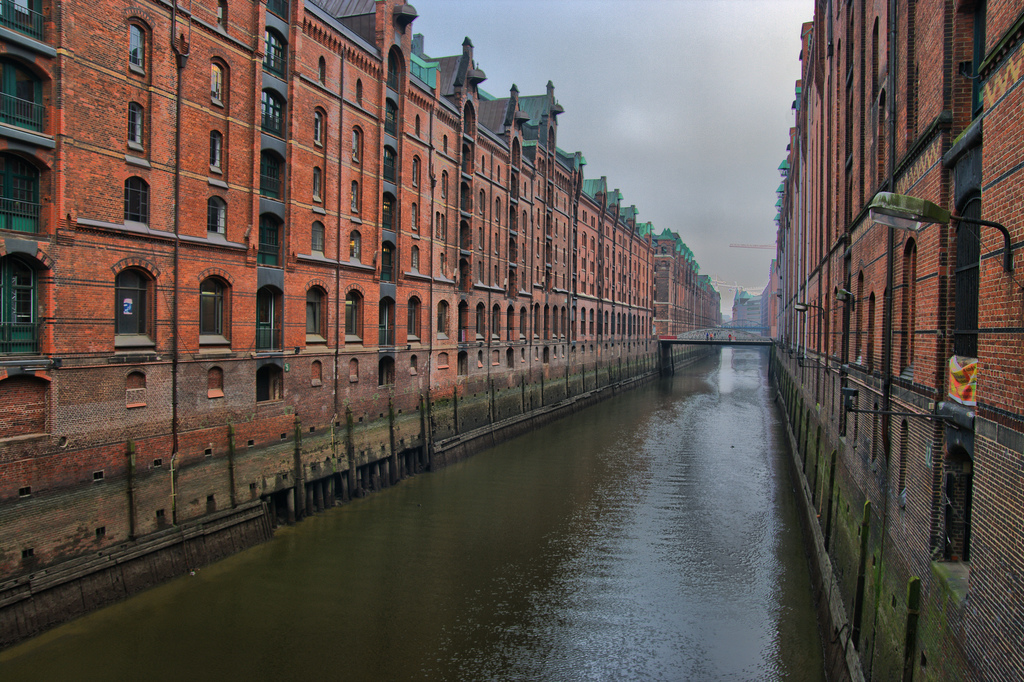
[777, 2, 1024, 679]
[0, 0, 719, 585]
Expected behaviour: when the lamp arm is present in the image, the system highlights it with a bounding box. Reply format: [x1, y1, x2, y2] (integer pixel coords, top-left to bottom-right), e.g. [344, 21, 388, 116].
[952, 215, 1013, 272]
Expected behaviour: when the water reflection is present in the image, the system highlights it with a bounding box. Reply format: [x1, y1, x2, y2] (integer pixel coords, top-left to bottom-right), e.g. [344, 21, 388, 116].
[1, 347, 823, 681]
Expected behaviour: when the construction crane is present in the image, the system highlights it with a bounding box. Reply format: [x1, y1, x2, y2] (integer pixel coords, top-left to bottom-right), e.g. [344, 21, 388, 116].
[729, 243, 775, 250]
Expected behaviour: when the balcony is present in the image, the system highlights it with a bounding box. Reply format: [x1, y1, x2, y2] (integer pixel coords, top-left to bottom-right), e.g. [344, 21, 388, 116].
[0, 92, 43, 131]
[0, 0, 43, 40]
[255, 324, 281, 351]
[0, 196, 39, 233]
[378, 325, 394, 346]
[0, 321, 38, 354]
[259, 173, 281, 200]
[263, 52, 286, 78]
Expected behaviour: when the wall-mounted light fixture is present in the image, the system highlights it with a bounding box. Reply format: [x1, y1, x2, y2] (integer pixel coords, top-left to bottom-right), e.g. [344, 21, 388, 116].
[868, 191, 1014, 272]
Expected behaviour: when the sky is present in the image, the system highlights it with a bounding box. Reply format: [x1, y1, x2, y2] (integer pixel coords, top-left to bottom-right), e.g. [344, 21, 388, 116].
[414, 0, 811, 313]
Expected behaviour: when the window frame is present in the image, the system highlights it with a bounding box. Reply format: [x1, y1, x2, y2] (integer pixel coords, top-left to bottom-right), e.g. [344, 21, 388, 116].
[127, 101, 144, 149]
[206, 196, 226, 234]
[124, 176, 149, 224]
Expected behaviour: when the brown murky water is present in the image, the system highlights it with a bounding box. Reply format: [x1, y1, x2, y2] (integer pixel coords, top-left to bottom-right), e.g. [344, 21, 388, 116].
[1, 347, 824, 681]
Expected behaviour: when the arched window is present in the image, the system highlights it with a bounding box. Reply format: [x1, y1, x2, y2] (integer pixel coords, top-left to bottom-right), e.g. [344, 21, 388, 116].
[378, 297, 395, 345]
[210, 62, 224, 102]
[0, 60, 42, 132]
[311, 360, 322, 385]
[349, 357, 359, 382]
[355, 79, 363, 105]
[206, 196, 226, 234]
[415, 114, 421, 136]
[124, 177, 149, 223]
[317, 56, 326, 84]
[257, 214, 280, 265]
[129, 24, 145, 70]
[901, 239, 917, 373]
[350, 180, 360, 212]
[382, 194, 395, 231]
[345, 291, 362, 340]
[479, 189, 485, 216]
[407, 296, 421, 340]
[410, 202, 418, 232]
[351, 127, 362, 162]
[313, 110, 324, 145]
[436, 300, 449, 336]
[260, 151, 282, 198]
[216, 0, 227, 26]
[383, 146, 397, 182]
[311, 221, 325, 254]
[207, 366, 224, 398]
[457, 350, 468, 376]
[867, 292, 877, 371]
[440, 171, 448, 199]
[0, 256, 37, 353]
[0, 154, 40, 233]
[115, 269, 151, 337]
[126, 370, 146, 407]
[387, 50, 401, 90]
[312, 166, 322, 200]
[349, 230, 361, 261]
[306, 288, 324, 338]
[199, 277, 227, 338]
[491, 304, 501, 340]
[261, 89, 284, 135]
[380, 241, 395, 282]
[410, 245, 420, 271]
[255, 364, 282, 402]
[475, 303, 485, 338]
[127, 102, 144, 146]
[412, 156, 420, 187]
[263, 28, 286, 76]
[384, 99, 398, 135]
[378, 357, 395, 386]
[209, 130, 223, 170]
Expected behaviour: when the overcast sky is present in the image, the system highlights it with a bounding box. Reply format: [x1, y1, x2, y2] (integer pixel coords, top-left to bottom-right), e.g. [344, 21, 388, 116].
[414, 0, 810, 313]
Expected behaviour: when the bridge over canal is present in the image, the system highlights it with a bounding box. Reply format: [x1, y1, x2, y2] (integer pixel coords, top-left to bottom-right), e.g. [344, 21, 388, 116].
[658, 329, 774, 375]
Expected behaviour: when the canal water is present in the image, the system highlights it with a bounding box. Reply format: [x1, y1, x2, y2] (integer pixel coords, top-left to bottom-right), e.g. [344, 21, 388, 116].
[1, 347, 824, 681]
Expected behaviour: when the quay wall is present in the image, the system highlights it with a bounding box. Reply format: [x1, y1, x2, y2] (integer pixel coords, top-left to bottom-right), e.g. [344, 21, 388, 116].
[0, 343, 710, 649]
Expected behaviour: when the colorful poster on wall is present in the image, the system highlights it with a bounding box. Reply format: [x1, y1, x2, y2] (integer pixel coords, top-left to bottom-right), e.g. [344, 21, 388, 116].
[948, 355, 978, 406]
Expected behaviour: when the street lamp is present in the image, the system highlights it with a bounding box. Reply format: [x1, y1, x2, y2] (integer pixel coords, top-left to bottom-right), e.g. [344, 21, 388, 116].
[793, 301, 827, 368]
[867, 191, 1014, 272]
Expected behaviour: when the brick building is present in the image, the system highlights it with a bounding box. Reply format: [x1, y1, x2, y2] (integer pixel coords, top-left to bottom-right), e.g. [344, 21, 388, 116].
[651, 228, 720, 336]
[0, 0, 720, 600]
[775, 1, 1024, 679]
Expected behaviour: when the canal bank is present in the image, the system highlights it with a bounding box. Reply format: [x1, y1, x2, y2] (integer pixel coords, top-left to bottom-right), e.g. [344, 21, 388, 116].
[0, 346, 824, 680]
[771, 346, 972, 681]
[0, 344, 709, 650]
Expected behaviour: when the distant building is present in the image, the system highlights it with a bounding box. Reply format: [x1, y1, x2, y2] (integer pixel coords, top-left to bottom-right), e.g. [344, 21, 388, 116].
[731, 290, 762, 330]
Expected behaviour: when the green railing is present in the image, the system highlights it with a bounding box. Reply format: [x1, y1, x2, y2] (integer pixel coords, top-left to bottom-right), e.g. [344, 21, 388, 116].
[0, 321, 38, 354]
[255, 325, 280, 350]
[0, 0, 43, 40]
[0, 92, 43, 131]
[0, 196, 39, 233]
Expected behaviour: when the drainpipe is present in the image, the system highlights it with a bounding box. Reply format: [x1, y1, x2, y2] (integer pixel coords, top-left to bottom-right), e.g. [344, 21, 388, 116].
[169, 1, 190, 525]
